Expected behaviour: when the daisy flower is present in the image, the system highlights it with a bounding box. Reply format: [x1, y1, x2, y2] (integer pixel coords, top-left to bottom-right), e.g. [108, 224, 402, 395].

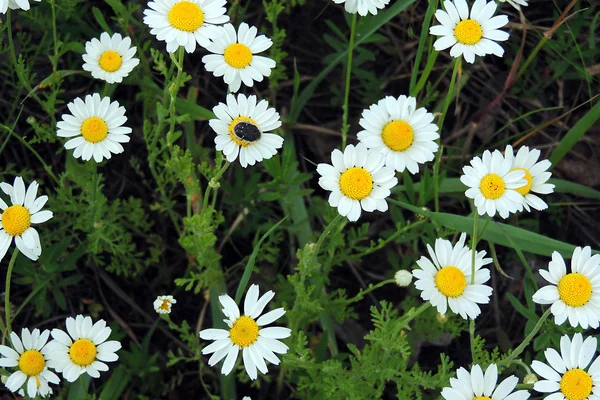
[504, 145, 555, 212]
[357, 95, 439, 174]
[442, 364, 530, 400]
[0, 0, 40, 14]
[331, 0, 390, 16]
[0, 176, 52, 262]
[394, 270, 413, 287]
[460, 149, 526, 219]
[46, 315, 122, 382]
[0, 328, 60, 398]
[532, 333, 600, 400]
[498, 0, 528, 11]
[532, 247, 600, 329]
[82, 32, 140, 84]
[154, 295, 177, 314]
[316, 143, 398, 222]
[143, 0, 229, 53]
[57, 93, 131, 163]
[412, 233, 493, 320]
[202, 23, 276, 93]
[199, 284, 291, 380]
[429, 0, 509, 64]
[209, 93, 283, 168]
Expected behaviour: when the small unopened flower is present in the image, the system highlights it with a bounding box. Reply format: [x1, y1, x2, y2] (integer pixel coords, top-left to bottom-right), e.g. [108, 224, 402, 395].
[523, 373, 537, 385]
[154, 295, 176, 314]
[394, 270, 413, 287]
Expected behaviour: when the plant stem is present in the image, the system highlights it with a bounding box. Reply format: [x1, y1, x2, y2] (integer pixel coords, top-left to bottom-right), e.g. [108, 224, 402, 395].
[313, 214, 343, 259]
[167, 47, 185, 148]
[497, 308, 552, 368]
[202, 161, 231, 215]
[347, 279, 395, 303]
[399, 302, 431, 325]
[469, 211, 479, 362]
[341, 13, 358, 149]
[50, 0, 58, 73]
[5, 249, 19, 336]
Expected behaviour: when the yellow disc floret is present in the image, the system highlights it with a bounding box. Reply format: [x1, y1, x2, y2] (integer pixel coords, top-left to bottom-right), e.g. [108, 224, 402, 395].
[228, 116, 259, 147]
[69, 339, 97, 366]
[159, 299, 172, 311]
[81, 117, 109, 143]
[339, 167, 373, 200]
[479, 174, 506, 200]
[224, 43, 253, 69]
[382, 120, 414, 152]
[98, 50, 123, 72]
[558, 273, 592, 307]
[435, 266, 467, 297]
[474, 397, 492, 400]
[560, 368, 593, 400]
[511, 168, 533, 196]
[18, 350, 45, 376]
[2, 205, 31, 236]
[229, 316, 259, 348]
[168, 1, 204, 32]
[454, 19, 483, 45]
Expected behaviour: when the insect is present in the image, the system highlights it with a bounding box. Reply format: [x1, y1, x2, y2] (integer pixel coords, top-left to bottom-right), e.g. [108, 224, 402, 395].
[234, 121, 261, 143]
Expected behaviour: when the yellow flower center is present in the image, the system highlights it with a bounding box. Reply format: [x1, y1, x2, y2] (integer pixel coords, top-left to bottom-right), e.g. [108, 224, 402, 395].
[81, 117, 109, 143]
[98, 50, 123, 72]
[2, 205, 31, 236]
[168, 1, 204, 32]
[454, 19, 483, 45]
[435, 266, 467, 298]
[69, 339, 97, 366]
[339, 167, 373, 200]
[560, 368, 593, 400]
[381, 120, 414, 152]
[479, 173, 506, 200]
[159, 299, 171, 311]
[558, 273, 592, 307]
[18, 350, 45, 376]
[224, 43, 253, 69]
[510, 168, 533, 196]
[229, 316, 259, 348]
[474, 397, 492, 400]
[228, 116, 261, 147]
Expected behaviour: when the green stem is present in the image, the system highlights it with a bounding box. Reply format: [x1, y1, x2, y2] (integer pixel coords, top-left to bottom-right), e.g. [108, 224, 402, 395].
[50, 0, 58, 73]
[409, 0, 439, 96]
[470, 211, 479, 362]
[341, 13, 358, 149]
[347, 279, 395, 303]
[313, 214, 343, 259]
[91, 163, 98, 227]
[399, 302, 431, 325]
[202, 161, 231, 215]
[6, 10, 18, 79]
[497, 308, 552, 368]
[167, 47, 185, 148]
[5, 249, 19, 336]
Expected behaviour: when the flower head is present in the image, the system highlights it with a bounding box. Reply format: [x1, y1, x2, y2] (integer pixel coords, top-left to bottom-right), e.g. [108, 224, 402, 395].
[46, 315, 122, 382]
[461, 149, 526, 218]
[0, 0, 40, 14]
[412, 233, 493, 320]
[429, 0, 509, 63]
[143, 0, 229, 53]
[331, 0, 390, 16]
[82, 32, 140, 84]
[442, 364, 530, 400]
[532, 247, 600, 329]
[57, 93, 132, 163]
[532, 333, 600, 400]
[209, 94, 283, 168]
[357, 95, 439, 174]
[199, 284, 291, 380]
[504, 145, 555, 212]
[317, 143, 398, 222]
[0, 177, 53, 262]
[202, 23, 275, 93]
[0, 328, 60, 398]
[394, 270, 413, 287]
[154, 295, 177, 314]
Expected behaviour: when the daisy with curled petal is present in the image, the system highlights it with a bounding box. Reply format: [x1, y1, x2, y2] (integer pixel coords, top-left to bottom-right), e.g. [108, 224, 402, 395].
[357, 95, 439, 174]
[82, 32, 140, 84]
[331, 0, 390, 16]
[532, 333, 600, 400]
[202, 23, 276, 93]
[45, 315, 122, 382]
[532, 247, 600, 329]
[316, 143, 398, 222]
[504, 145, 555, 212]
[412, 233, 493, 320]
[209, 94, 283, 168]
[57, 93, 132, 163]
[442, 364, 530, 400]
[143, 0, 229, 53]
[199, 284, 291, 380]
[429, 0, 509, 64]
[460, 149, 526, 219]
[498, 0, 528, 11]
[0, 177, 53, 262]
[154, 295, 177, 314]
[0, 328, 60, 399]
[0, 0, 40, 14]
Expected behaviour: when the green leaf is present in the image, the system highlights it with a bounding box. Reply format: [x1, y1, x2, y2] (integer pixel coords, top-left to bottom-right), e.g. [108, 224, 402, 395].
[99, 366, 132, 400]
[67, 374, 91, 400]
[92, 7, 113, 34]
